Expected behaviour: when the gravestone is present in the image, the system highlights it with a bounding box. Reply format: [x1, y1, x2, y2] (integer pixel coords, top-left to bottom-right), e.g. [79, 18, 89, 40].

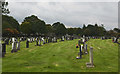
[10, 38, 12, 44]
[49, 37, 52, 42]
[26, 39, 29, 48]
[42, 37, 45, 44]
[33, 38, 35, 42]
[53, 37, 57, 42]
[83, 43, 87, 54]
[5, 38, 9, 45]
[2, 43, 6, 57]
[61, 36, 64, 41]
[11, 38, 17, 53]
[52, 38, 54, 42]
[20, 37, 22, 42]
[35, 37, 38, 46]
[86, 47, 94, 68]
[45, 37, 48, 43]
[38, 39, 41, 46]
[76, 40, 82, 59]
[56, 38, 57, 42]
[85, 44, 88, 54]
[71, 36, 74, 40]
[48, 37, 50, 43]
[17, 41, 20, 50]
[114, 37, 118, 43]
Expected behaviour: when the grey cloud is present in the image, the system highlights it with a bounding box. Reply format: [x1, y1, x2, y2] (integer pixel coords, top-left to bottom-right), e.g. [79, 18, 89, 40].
[7, 2, 118, 30]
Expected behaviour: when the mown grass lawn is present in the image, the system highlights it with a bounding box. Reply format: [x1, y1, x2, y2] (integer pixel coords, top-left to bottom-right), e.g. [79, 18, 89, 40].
[2, 39, 118, 72]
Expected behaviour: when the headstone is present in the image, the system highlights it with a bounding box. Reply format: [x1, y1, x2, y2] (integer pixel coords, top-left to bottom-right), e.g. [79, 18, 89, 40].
[2, 43, 6, 57]
[20, 37, 22, 42]
[72, 36, 74, 40]
[38, 39, 41, 46]
[35, 38, 38, 46]
[53, 37, 57, 42]
[10, 38, 12, 44]
[61, 36, 64, 41]
[11, 38, 17, 53]
[46, 37, 48, 43]
[33, 38, 35, 42]
[56, 38, 57, 42]
[115, 37, 118, 43]
[85, 44, 88, 54]
[76, 40, 82, 59]
[17, 41, 20, 50]
[5, 38, 9, 45]
[26, 39, 29, 48]
[52, 38, 54, 42]
[42, 37, 45, 44]
[48, 37, 50, 43]
[86, 47, 94, 68]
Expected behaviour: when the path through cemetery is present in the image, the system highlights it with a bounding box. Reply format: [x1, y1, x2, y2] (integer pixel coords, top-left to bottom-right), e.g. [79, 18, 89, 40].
[2, 39, 118, 72]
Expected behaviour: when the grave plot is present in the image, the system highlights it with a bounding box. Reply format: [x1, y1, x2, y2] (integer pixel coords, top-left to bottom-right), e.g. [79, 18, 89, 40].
[2, 39, 118, 72]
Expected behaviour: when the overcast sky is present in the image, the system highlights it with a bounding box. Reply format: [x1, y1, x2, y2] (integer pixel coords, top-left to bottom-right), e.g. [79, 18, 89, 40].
[6, 0, 118, 30]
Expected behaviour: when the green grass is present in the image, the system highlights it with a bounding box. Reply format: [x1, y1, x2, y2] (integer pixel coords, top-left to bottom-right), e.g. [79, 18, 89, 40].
[2, 39, 118, 72]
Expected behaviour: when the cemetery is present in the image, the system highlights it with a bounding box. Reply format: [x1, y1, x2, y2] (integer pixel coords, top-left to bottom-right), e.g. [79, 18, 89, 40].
[1, 36, 118, 72]
[1, 1, 120, 72]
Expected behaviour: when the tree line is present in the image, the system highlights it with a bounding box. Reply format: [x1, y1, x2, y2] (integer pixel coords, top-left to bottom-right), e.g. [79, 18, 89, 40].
[2, 1, 120, 37]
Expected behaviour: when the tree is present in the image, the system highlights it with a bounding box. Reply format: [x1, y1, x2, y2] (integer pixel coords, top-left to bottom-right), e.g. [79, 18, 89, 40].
[76, 27, 82, 35]
[22, 15, 46, 35]
[83, 28, 91, 36]
[52, 22, 67, 36]
[82, 24, 86, 30]
[1, 1, 10, 14]
[45, 24, 54, 36]
[20, 22, 32, 35]
[82, 24, 106, 36]
[67, 28, 75, 35]
[2, 15, 20, 36]
[95, 23, 98, 27]
[113, 28, 120, 33]
[107, 30, 117, 37]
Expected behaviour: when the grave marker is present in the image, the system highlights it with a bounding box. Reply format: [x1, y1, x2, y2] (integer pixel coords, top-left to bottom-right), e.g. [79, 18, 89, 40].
[11, 38, 17, 53]
[26, 39, 29, 48]
[17, 41, 20, 50]
[2, 43, 6, 57]
[76, 40, 82, 59]
[38, 39, 41, 46]
[86, 47, 94, 68]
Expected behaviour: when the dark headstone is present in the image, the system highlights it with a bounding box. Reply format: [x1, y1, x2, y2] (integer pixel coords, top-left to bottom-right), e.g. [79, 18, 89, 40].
[26, 40, 29, 48]
[2, 43, 6, 57]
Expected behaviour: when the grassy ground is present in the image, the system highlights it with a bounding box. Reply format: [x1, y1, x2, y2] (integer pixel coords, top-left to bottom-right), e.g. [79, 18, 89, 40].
[2, 39, 118, 72]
